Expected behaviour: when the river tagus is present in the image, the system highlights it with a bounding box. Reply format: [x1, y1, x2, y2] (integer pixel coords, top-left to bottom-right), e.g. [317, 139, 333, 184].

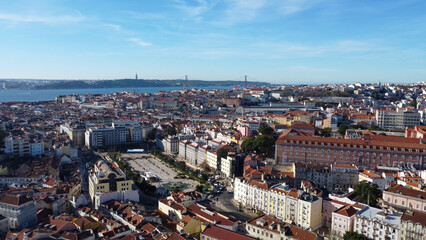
[0, 86, 232, 102]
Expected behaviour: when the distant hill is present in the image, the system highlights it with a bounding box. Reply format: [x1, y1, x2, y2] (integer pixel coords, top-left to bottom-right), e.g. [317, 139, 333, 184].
[34, 79, 270, 89]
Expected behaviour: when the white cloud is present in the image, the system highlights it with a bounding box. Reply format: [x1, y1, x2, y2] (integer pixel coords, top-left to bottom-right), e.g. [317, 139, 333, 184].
[173, 0, 219, 17]
[0, 13, 85, 24]
[128, 38, 152, 47]
[213, 0, 322, 26]
[103, 23, 121, 31]
[252, 39, 387, 58]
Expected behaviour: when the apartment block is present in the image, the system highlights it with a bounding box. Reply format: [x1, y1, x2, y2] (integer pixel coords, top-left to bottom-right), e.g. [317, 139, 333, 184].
[245, 215, 319, 240]
[353, 207, 401, 240]
[4, 136, 44, 158]
[162, 137, 179, 154]
[276, 133, 426, 170]
[376, 109, 420, 129]
[221, 155, 235, 178]
[0, 194, 37, 230]
[88, 159, 133, 205]
[85, 121, 145, 149]
[382, 184, 426, 213]
[235, 179, 323, 231]
[400, 210, 426, 240]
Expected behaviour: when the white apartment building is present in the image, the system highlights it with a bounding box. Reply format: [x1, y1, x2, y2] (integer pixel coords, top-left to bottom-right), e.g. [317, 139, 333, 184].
[221, 155, 235, 178]
[376, 109, 420, 129]
[234, 177, 269, 212]
[0, 194, 37, 230]
[235, 179, 323, 231]
[354, 207, 401, 240]
[206, 151, 219, 171]
[4, 136, 44, 157]
[186, 142, 199, 167]
[162, 137, 179, 154]
[85, 121, 144, 149]
[178, 140, 188, 160]
[197, 145, 210, 167]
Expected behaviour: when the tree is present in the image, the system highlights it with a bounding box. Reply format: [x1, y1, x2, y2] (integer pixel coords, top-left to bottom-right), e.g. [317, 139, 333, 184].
[177, 161, 187, 171]
[258, 123, 274, 135]
[241, 135, 275, 154]
[352, 181, 381, 207]
[0, 130, 6, 154]
[166, 125, 177, 136]
[254, 135, 275, 154]
[338, 124, 349, 136]
[241, 137, 256, 152]
[196, 184, 204, 192]
[343, 231, 368, 240]
[147, 129, 157, 140]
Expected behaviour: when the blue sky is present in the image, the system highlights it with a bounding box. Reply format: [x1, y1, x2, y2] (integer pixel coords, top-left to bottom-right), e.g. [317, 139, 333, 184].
[0, 0, 425, 84]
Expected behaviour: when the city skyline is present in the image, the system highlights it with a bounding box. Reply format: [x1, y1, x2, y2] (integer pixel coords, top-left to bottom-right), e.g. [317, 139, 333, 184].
[1, 0, 426, 84]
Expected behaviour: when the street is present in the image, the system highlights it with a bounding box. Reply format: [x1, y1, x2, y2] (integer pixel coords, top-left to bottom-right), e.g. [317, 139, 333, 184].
[211, 191, 257, 222]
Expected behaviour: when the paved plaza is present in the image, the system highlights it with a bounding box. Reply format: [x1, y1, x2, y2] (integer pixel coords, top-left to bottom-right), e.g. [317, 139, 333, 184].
[122, 153, 198, 192]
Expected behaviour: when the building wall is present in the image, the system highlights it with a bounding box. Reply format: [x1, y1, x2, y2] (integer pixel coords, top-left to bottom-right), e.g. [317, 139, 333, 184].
[383, 191, 426, 213]
[206, 151, 219, 170]
[158, 201, 185, 221]
[276, 136, 426, 170]
[400, 217, 426, 240]
[331, 213, 353, 239]
[0, 202, 37, 230]
[221, 156, 235, 178]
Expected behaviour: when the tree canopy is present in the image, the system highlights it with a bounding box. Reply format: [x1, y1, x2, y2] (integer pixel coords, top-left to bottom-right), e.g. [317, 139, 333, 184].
[343, 231, 368, 240]
[0, 130, 6, 153]
[241, 135, 275, 154]
[352, 180, 381, 207]
[338, 124, 349, 136]
[258, 123, 274, 135]
[166, 125, 177, 136]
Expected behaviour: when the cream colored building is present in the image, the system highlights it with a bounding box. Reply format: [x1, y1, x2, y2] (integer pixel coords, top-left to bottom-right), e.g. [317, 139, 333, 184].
[206, 151, 219, 170]
[158, 198, 186, 221]
[297, 192, 323, 230]
[220, 155, 235, 178]
[400, 210, 426, 240]
[88, 159, 133, 204]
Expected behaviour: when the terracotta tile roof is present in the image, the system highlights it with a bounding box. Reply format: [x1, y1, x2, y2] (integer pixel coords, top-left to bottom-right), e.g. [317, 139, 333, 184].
[248, 216, 317, 240]
[202, 225, 256, 240]
[166, 232, 187, 240]
[187, 203, 237, 226]
[141, 223, 156, 233]
[159, 199, 186, 212]
[0, 194, 32, 206]
[386, 184, 426, 199]
[401, 210, 426, 226]
[248, 179, 269, 190]
[335, 206, 358, 217]
[332, 164, 358, 169]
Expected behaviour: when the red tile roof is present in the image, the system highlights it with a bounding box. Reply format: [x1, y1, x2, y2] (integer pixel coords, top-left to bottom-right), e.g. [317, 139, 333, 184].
[202, 225, 255, 240]
[0, 194, 32, 206]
